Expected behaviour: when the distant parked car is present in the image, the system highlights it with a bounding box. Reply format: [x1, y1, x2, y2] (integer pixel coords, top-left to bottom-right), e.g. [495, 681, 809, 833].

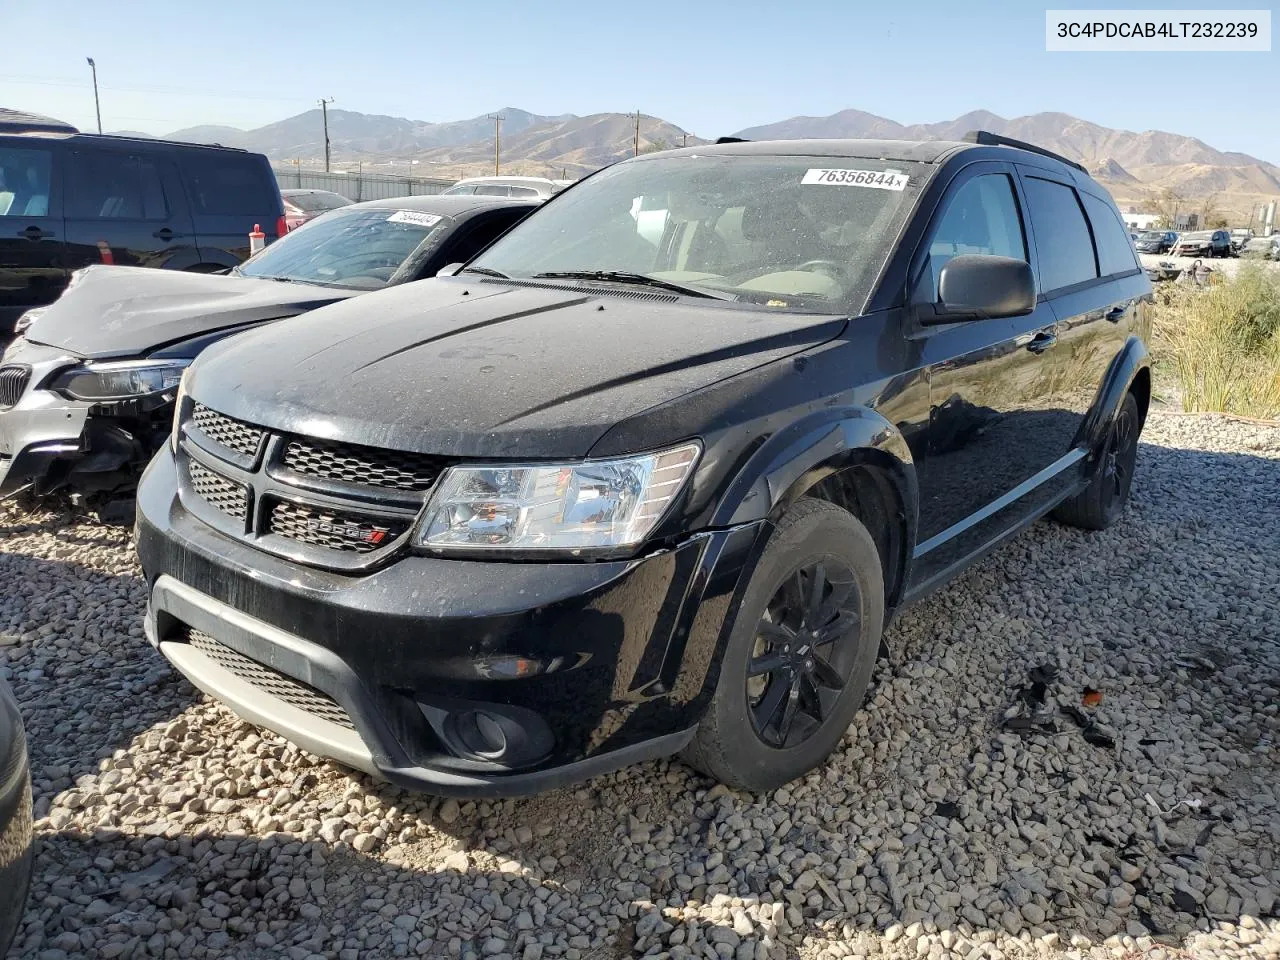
[0, 674, 32, 959]
[1172, 230, 1232, 258]
[1229, 228, 1252, 253]
[1135, 230, 1177, 254]
[0, 108, 285, 337]
[441, 176, 565, 199]
[0, 195, 537, 517]
[281, 188, 352, 232]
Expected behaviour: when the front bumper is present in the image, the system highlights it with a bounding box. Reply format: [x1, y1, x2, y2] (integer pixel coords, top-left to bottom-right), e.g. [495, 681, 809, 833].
[0, 390, 89, 498]
[136, 447, 767, 796]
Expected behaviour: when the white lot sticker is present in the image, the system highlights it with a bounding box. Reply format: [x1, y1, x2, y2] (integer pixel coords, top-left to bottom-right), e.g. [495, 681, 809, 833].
[387, 210, 443, 227]
[802, 168, 909, 190]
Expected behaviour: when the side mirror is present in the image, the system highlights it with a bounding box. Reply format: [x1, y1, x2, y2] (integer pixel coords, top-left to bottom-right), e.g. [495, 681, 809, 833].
[437, 263, 466, 278]
[931, 254, 1035, 321]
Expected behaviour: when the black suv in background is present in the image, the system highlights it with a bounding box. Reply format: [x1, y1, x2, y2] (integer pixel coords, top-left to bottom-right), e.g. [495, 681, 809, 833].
[0, 109, 284, 335]
[137, 132, 1152, 796]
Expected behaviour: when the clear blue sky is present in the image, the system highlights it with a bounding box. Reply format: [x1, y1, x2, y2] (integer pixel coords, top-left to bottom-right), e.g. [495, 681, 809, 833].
[2, 0, 1277, 161]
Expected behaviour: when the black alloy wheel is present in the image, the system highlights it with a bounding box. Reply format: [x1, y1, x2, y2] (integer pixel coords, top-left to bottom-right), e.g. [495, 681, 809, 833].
[682, 498, 884, 792]
[1099, 393, 1140, 524]
[746, 561, 862, 749]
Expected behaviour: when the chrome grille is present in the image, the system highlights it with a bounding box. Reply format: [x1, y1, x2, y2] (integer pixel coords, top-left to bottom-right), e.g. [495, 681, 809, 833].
[184, 627, 355, 731]
[267, 499, 408, 553]
[188, 459, 248, 522]
[192, 404, 263, 459]
[0, 365, 31, 409]
[283, 437, 443, 492]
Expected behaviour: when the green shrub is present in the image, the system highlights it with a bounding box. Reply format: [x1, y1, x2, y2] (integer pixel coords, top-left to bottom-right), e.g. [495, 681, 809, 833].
[1152, 266, 1280, 420]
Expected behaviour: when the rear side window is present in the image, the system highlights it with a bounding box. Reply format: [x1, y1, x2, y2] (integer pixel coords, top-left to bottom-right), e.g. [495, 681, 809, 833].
[925, 173, 1026, 300]
[180, 153, 275, 215]
[67, 153, 168, 219]
[1021, 177, 1098, 293]
[0, 145, 53, 217]
[1081, 192, 1139, 277]
[508, 186, 540, 198]
[474, 185, 511, 197]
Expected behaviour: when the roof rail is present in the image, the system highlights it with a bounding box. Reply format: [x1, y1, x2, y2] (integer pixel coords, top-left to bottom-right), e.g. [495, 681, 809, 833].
[76, 132, 251, 152]
[962, 130, 1087, 174]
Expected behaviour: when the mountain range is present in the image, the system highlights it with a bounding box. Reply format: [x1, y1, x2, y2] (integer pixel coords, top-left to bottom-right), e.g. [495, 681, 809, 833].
[126, 106, 1278, 221]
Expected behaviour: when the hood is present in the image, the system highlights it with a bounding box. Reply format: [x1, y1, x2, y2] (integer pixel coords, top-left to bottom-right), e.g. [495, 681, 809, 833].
[189, 277, 847, 459]
[27, 266, 361, 359]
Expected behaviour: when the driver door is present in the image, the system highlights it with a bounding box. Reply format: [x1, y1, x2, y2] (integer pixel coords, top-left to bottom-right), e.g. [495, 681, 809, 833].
[908, 162, 1063, 586]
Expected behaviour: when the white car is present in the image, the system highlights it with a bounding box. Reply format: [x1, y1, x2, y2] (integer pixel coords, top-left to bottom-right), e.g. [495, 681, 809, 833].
[440, 176, 566, 200]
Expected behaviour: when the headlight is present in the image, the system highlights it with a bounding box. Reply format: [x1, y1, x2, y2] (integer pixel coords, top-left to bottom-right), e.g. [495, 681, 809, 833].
[417, 442, 701, 554]
[52, 359, 192, 402]
[13, 309, 44, 335]
[170, 370, 190, 454]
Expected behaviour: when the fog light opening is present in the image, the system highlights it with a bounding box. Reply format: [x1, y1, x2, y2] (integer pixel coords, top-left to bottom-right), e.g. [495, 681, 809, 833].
[453, 710, 509, 760]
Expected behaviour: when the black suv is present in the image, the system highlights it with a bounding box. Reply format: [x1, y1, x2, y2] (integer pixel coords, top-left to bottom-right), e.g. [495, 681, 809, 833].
[0, 109, 284, 336]
[136, 133, 1152, 796]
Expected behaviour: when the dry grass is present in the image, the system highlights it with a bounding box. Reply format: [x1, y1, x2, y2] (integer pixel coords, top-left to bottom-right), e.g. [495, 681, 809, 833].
[1151, 265, 1280, 421]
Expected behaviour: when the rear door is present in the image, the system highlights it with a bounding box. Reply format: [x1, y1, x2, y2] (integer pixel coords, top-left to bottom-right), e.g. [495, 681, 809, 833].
[1017, 173, 1133, 460]
[177, 150, 283, 264]
[0, 138, 67, 327]
[63, 146, 196, 272]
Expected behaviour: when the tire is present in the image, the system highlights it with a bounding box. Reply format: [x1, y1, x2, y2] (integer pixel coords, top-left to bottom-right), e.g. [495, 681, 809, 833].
[1052, 392, 1141, 531]
[682, 498, 884, 792]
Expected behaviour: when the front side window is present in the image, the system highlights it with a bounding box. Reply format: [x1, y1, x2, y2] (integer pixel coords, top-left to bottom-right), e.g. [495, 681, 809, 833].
[1081, 192, 1139, 277]
[471, 155, 928, 312]
[236, 206, 449, 289]
[924, 173, 1026, 300]
[0, 146, 53, 217]
[1021, 177, 1099, 293]
[67, 153, 168, 220]
[473, 185, 511, 197]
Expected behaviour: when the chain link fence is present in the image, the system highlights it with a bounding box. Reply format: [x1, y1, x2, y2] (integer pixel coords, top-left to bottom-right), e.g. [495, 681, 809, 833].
[273, 166, 455, 202]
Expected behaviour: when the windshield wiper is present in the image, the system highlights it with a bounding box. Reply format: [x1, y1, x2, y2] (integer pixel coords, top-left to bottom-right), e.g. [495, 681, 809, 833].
[530, 270, 731, 299]
[461, 266, 509, 278]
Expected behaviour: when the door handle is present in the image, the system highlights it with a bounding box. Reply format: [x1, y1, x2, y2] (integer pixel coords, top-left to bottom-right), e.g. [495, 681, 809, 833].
[152, 228, 179, 240]
[1105, 305, 1127, 323]
[1026, 330, 1058, 354]
[18, 225, 46, 240]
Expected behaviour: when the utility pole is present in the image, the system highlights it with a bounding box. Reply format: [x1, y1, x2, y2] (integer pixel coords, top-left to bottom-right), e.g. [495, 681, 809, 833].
[634, 111, 641, 156]
[86, 58, 102, 133]
[488, 114, 504, 175]
[318, 97, 334, 172]
[682, 132, 688, 148]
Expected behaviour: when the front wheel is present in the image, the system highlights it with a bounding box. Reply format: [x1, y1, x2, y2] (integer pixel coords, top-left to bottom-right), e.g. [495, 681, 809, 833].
[1052, 392, 1141, 531]
[682, 498, 884, 792]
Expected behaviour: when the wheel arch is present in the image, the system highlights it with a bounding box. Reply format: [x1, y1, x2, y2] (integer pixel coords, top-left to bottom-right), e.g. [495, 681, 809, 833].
[1082, 334, 1151, 451]
[713, 408, 918, 611]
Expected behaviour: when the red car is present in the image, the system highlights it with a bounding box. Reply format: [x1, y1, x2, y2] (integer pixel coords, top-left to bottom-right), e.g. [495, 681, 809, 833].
[281, 188, 353, 231]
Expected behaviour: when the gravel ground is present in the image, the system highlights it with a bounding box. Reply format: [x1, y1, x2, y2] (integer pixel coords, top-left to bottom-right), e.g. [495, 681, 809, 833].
[1, 412, 1277, 960]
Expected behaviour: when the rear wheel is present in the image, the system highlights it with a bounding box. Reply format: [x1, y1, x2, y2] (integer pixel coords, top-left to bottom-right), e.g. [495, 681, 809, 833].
[682, 498, 884, 792]
[1052, 392, 1141, 531]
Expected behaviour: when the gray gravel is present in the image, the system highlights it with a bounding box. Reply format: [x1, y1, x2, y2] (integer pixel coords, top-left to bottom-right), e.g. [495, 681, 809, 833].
[2, 412, 1278, 960]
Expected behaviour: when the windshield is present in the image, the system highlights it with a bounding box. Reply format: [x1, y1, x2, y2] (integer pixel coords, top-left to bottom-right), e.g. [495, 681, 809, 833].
[1139, 231, 1164, 240]
[470, 155, 928, 312]
[237, 207, 448, 289]
[286, 191, 352, 213]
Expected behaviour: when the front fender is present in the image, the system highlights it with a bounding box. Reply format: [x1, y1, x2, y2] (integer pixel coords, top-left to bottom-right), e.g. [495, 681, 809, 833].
[715, 406, 917, 534]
